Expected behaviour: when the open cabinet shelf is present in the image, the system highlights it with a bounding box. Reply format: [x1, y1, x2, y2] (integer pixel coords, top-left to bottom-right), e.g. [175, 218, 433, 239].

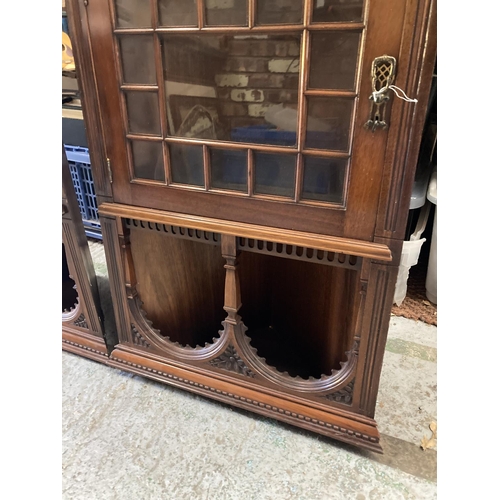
[128, 219, 226, 348]
[239, 249, 359, 380]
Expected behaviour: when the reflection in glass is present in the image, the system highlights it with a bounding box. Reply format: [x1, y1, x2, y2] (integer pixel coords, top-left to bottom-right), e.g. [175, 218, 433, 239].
[211, 149, 248, 192]
[205, 0, 248, 26]
[159, 0, 197, 26]
[254, 153, 295, 198]
[131, 140, 165, 181]
[256, 0, 303, 25]
[170, 143, 204, 186]
[302, 156, 347, 203]
[162, 34, 301, 146]
[120, 36, 156, 85]
[309, 32, 360, 90]
[312, 0, 364, 23]
[305, 97, 353, 151]
[115, 0, 152, 28]
[125, 92, 161, 135]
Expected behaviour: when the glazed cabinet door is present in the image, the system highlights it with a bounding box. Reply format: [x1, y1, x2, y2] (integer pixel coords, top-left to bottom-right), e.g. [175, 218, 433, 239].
[81, 0, 426, 241]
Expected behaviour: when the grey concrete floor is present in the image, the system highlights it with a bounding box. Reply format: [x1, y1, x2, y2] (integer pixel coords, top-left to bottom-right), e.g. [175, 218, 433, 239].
[62, 242, 437, 499]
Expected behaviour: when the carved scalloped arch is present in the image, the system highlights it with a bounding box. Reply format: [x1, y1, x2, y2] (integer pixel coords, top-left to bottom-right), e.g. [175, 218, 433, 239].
[62, 283, 82, 324]
[128, 296, 229, 361]
[234, 324, 358, 394]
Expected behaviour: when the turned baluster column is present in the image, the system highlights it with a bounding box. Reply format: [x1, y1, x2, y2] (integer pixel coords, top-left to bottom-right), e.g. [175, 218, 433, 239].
[221, 234, 242, 332]
[117, 219, 138, 301]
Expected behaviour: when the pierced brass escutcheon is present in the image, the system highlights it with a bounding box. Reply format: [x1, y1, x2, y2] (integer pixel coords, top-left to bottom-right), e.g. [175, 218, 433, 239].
[364, 55, 397, 132]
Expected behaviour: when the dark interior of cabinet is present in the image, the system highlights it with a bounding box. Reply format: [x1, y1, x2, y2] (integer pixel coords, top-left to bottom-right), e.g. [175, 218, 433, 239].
[62, 243, 79, 312]
[238, 251, 360, 380]
[128, 226, 226, 348]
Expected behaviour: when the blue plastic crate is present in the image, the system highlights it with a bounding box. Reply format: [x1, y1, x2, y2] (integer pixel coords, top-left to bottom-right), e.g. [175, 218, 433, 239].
[231, 125, 296, 147]
[64, 144, 102, 240]
[62, 16, 69, 35]
[231, 125, 339, 149]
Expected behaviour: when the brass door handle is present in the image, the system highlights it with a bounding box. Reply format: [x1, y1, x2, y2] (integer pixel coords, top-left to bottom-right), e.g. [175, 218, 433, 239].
[364, 55, 397, 132]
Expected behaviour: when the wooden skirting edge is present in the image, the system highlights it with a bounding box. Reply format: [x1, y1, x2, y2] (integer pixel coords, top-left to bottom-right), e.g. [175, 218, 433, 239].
[109, 346, 383, 453]
[62, 327, 108, 363]
[99, 203, 392, 262]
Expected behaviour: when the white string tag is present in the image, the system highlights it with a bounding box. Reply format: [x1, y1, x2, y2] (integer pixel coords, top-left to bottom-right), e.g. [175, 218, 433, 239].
[388, 85, 418, 103]
[372, 85, 418, 103]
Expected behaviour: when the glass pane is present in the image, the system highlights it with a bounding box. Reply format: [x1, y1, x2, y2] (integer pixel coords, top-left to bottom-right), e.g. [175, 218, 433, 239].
[125, 91, 161, 135]
[163, 34, 301, 146]
[256, 0, 303, 25]
[254, 153, 295, 197]
[115, 0, 151, 28]
[211, 149, 247, 191]
[131, 140, 165, 181]
[159, 0, 197, 26]
[312, 0, 364, 23]
[120, 36, 156, 85]
[309, 32, 360, 90]
[170, 144, 204, 186]
[305, 97, 353, 151]
[302, 156, 347, 203]
[205, 0, 248, 26]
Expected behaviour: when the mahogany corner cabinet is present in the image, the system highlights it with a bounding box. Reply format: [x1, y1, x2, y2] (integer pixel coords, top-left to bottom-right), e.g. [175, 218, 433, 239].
[66, 0, 436, 452]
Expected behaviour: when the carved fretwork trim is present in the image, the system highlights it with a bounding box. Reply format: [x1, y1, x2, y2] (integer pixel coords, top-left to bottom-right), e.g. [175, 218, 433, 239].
[324, 380, 355, 405]
[237, 237, 362, 270]
[209, 345, 255, 378]
[128, 296, 226, 360]
[125, 218, 221, 246]
[131, 324, 151, 348]
[73, 313, 88, 329]
[111, 356, 378, 444]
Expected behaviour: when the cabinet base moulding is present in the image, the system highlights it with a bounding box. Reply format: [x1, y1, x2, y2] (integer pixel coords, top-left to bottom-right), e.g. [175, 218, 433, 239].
[62, 327, 108, 362]
[108, 345, 382, 453]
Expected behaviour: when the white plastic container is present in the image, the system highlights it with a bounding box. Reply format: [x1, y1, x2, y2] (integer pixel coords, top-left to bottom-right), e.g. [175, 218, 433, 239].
[425, 168, 437, 304]
[393, 202, 430, 306]
[394, 239, 426, 306]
